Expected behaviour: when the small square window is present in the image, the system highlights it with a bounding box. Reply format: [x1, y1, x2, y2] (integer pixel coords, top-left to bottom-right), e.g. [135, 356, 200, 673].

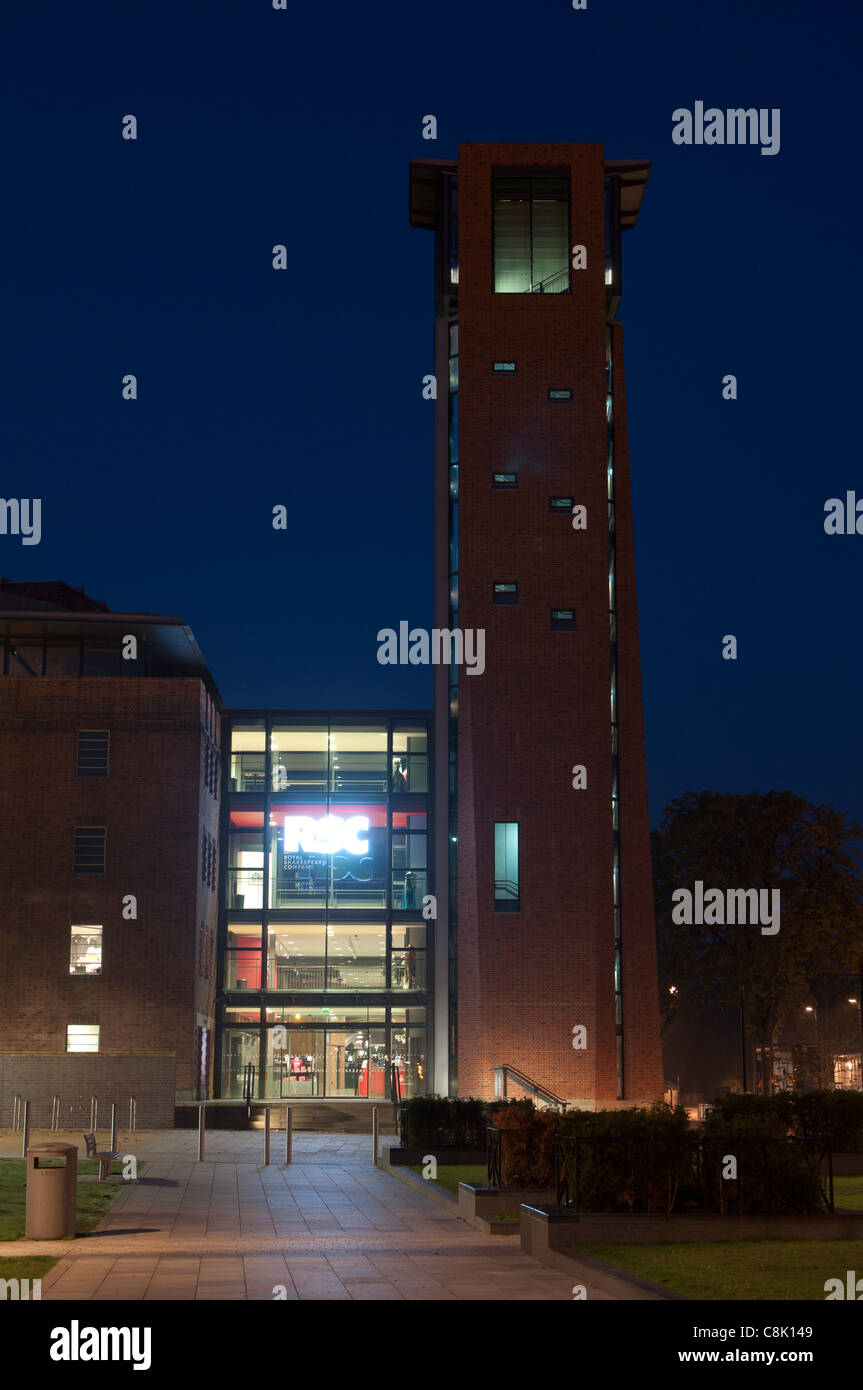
[493, 473, 517, 489]
[67, 1024, 100, 1053]
[493, 362, 516, 374]
[551, 608, 577, 630]
[548, 389, 572, 401]
[550, 497, 573, 512]
[494, 583, 518, 605]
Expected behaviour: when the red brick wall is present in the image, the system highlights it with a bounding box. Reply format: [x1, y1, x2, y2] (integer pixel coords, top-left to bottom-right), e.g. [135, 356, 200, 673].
[452, 143, 662, 1104]
[0, 677, 218, 1104]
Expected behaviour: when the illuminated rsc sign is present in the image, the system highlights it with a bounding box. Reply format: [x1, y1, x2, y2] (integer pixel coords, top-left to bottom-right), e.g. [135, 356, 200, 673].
[283, 815, 370, 856]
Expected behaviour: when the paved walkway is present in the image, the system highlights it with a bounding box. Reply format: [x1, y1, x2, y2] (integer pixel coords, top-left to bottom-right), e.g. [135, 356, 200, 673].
[5, 1131, 615, 1301]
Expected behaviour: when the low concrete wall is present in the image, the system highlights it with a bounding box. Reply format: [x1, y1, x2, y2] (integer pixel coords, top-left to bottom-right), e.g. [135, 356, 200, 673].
[521, 1202, 863, 1246]
[458, 1183, 556, 1234]
[520, 1207, 687, 1300]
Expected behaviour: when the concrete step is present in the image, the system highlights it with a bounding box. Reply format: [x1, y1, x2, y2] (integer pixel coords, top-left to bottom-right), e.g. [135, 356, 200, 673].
[249, 1101, 398, 1135]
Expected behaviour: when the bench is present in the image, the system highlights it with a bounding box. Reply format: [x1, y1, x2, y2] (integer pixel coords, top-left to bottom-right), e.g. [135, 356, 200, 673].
[83, 1131, 120, 1181]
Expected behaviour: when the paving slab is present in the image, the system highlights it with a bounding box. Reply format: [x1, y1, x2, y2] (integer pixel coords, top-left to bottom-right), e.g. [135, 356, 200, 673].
[5, 1130, 621, 1302]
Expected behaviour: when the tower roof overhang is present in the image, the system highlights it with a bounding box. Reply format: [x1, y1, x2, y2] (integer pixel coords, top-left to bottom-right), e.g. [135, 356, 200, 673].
[604, 158, 651, 229]
[409, 158, 457, 229]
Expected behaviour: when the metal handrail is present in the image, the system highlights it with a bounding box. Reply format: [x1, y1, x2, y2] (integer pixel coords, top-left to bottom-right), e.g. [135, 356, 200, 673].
[493, 1063, 567, 1112]
[523, 265, 570, 294]
[487, 1127, 502, 1188]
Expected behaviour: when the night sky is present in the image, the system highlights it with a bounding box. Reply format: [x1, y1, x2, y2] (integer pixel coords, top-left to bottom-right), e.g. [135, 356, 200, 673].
[4, 0, 861, 827]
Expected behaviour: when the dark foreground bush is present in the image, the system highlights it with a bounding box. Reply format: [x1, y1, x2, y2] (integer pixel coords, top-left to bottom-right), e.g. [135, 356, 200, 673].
[402, 1095, 835, 1213]
[400, 1096, 488, 1148]
[557, 1104, 695, 1213]
[400, 1095, 537, 1148]
[790, 1090, 863, 1151]
[700, 1105, 826, 1213]
[706, 1089, 863, 1150]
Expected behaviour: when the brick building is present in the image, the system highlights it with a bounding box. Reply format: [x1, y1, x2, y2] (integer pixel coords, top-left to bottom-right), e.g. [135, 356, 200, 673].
[411, 143, 663, 1105]
[0, 142, 663, 1119]
[0, 580, 221, 1127]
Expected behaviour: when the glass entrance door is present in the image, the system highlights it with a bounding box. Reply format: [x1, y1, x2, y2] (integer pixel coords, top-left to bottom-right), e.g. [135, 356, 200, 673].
[264, 1028, 324, 1098]
[325, 1027, 388, 1097]
[221, 1028, 260, 1099]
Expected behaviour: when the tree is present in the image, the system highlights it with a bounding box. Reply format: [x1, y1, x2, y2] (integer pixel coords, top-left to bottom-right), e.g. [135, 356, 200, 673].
[653, 791, 863, 1092]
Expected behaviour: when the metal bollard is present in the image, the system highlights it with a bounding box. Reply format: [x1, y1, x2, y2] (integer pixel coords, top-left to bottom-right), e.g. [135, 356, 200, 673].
[197, 1103, 206, 1162]
[372, 1105, 379, 1165]
[264, 1106, 270, 1166]
[90, 1096, 98, 1132]
[51, 1096, 60, 1131]
[110, 1103, 117, 1156]
[129, 1096, 136, 1133]
[284, 1106, 293, 1165]
[21, 1099, 31, 1158]
[12, 1095, 21, 1131]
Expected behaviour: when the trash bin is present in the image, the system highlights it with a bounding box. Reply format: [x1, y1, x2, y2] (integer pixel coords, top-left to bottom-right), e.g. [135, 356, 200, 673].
[25, 1142, 78, 1239]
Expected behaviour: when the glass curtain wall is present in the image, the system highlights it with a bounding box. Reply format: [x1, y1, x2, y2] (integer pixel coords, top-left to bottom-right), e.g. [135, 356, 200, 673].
[218, 716, 431, 1100]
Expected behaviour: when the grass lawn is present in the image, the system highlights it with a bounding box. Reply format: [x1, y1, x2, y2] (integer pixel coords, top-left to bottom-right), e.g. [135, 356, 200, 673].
[571, 1239, 863, 1301]
[0, 1256, 58, 1285]
[0, 1158, 133, 1242]
[834, 1176, 863, 1209]
[407, 1163, 486, 1196]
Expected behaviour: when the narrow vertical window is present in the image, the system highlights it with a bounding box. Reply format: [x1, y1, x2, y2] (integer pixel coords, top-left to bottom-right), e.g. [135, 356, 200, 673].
[73, 827, 107, 874]
[70, 925, 103, 975]
[494, 822, 519, 909]
[77, 730, 109, 777]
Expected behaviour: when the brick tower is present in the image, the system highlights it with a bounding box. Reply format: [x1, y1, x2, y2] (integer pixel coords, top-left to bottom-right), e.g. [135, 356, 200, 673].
[411, 143, 663, 1106]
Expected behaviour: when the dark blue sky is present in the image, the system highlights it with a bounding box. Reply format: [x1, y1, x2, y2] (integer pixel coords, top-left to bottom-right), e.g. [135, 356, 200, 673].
[4, 0, 861, 826]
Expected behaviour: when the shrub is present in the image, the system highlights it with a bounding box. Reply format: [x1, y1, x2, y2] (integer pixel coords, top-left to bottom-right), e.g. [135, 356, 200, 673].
[400, 1095, 488, 1148]
[488, 1103, 557, 1187]
[701, 1104, 825, 1213]
[557, 1104, 695, 1214]
[792, 1090, 863, 1150]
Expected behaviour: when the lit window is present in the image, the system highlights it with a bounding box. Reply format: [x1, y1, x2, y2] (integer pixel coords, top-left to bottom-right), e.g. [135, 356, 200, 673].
[548, 389, 572, 401]
[67, 1024, 100, 1053]
[493, 175, 570, 294]
[493, 362, 516, 373]
[494, 823, 519, 909]
[551, 609, 577, 631]
[70, 925, 102, 976]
